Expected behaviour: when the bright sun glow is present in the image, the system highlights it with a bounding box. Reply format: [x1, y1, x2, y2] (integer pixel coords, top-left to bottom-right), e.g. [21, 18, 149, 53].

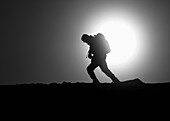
[96, 18, 139, 67]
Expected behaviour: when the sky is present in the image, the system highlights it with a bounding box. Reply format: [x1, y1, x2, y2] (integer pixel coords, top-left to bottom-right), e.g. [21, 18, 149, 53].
[2, 0, 170, 84]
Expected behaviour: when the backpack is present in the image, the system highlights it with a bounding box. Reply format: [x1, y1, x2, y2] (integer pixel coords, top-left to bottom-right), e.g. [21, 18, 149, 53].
[103, 39, 111, 54]
[97, 38, 111, 54]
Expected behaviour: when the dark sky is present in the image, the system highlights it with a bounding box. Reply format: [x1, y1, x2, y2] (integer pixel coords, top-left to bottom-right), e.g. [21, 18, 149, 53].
[2, 0, 170, 84]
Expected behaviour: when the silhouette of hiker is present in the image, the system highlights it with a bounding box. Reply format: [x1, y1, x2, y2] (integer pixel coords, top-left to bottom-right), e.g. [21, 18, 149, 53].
[81, 33, 120, 84]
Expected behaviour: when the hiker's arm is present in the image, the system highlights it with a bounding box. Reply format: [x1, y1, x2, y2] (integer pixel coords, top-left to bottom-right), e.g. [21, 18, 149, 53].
[87, 49, 93, 59]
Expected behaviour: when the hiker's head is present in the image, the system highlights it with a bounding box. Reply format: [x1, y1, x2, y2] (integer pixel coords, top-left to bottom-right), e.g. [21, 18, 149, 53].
[81, 34, 93, 44]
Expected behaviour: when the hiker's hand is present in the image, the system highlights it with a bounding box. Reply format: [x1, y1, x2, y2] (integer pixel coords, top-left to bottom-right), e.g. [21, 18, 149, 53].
[88, 53, 93, 59]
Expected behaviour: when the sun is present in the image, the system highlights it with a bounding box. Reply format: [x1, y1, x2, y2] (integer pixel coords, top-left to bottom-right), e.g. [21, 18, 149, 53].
[97, 18, 139, 67]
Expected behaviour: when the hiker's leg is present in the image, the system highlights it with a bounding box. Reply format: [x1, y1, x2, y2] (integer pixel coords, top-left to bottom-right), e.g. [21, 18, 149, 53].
[87, 62, 99, 83]
[100, 60, 120, 83]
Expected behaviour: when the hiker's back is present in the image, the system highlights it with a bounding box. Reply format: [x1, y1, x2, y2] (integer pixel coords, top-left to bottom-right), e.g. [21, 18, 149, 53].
[81, 33, 111, 60]
[93, 33, 111, 56]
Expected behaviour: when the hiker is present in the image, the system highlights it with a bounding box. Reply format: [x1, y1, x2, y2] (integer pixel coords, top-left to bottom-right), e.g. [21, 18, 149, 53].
[81, 33, 120, 83]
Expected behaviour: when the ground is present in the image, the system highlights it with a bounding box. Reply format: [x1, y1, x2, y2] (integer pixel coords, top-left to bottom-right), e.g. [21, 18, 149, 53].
[1, 78, 170, 115]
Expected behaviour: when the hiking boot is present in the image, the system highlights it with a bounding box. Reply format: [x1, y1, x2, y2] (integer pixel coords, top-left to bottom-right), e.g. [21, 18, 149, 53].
[111, 79, 120, 84]
[93, 79, 100, 84]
